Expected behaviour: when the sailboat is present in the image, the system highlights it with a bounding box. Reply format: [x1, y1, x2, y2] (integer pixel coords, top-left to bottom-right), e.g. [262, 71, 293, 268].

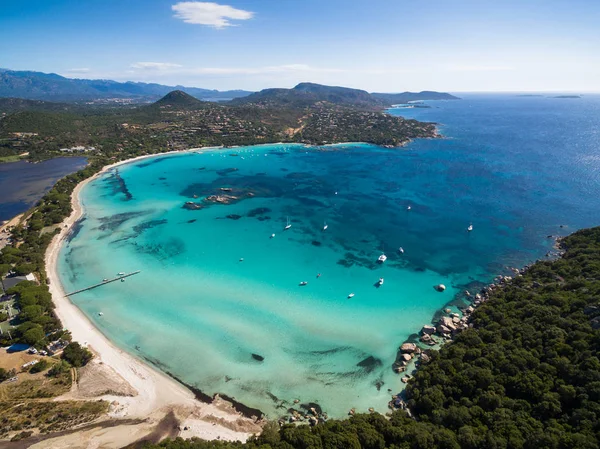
[284, 217, 292, 230]
[323, 220, 328, 231]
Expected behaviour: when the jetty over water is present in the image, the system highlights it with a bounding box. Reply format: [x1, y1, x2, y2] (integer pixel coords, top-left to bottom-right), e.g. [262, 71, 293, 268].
[64, 271, 141, 297]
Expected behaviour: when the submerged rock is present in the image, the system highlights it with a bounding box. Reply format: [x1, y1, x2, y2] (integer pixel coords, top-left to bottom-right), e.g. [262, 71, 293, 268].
[183, 201, 203, 210]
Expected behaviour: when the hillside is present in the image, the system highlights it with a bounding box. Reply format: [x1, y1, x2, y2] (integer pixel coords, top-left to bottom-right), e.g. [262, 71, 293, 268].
[0, 69, 253, 102]
[371, 91, 460, 104]
[231, 82, 458, 108]
[152, 90, 205, 109]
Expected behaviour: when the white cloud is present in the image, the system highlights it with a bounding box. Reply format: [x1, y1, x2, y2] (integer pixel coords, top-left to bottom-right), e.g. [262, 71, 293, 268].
[65, 68, 91, 74]
[172, 2, 254, 28]
[131, 62, 183, 70]
[447, 65, 515, 72]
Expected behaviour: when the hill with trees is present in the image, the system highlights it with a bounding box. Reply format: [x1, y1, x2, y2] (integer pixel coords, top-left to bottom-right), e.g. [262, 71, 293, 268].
[230, 83, 458, 108]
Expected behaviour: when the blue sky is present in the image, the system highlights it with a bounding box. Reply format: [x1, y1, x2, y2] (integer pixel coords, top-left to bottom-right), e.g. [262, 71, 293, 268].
[1, 0, 598, 92]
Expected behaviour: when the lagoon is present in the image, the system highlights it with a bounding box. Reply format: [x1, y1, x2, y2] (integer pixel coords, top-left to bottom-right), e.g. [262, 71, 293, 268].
[0, 157, 88, 221]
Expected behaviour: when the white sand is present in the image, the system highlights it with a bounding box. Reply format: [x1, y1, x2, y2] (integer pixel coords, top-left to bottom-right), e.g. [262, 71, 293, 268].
[44, 149, 262, 447]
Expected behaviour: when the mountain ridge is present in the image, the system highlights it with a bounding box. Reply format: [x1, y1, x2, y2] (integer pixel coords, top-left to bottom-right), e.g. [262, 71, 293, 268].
[0, 69, 253, 102]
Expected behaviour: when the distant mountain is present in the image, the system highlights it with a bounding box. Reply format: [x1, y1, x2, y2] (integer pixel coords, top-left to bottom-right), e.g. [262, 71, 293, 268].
[371, 91, 460, 104]
[231, 83, 458, 108]
[0, 69, 253, 102]
[153, 90, 204, 108]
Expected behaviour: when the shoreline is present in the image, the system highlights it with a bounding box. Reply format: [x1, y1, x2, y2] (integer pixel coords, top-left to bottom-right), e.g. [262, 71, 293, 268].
[43, 146, 264, 446]
[39, 138, 452, 436]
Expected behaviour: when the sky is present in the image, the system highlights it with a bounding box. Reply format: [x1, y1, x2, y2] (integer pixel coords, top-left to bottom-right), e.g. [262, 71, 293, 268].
[1, 0, 599, 92]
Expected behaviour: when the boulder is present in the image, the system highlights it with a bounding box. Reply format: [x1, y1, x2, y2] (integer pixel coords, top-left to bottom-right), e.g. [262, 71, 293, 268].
[421, 325, 436, 335]
[402, 353, 412, 362]
[421, 353, 430, 363]
[434, 284, 446, 292]
[400, 342, 417, 353]
[420, 334, 431, 343]
[439, 316, 456, 330]
[437, 324, 451, 335]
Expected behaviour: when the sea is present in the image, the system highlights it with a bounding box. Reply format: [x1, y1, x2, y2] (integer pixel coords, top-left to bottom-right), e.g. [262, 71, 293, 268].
[0, 157, 88, 222]
[56, 94, 600, 418]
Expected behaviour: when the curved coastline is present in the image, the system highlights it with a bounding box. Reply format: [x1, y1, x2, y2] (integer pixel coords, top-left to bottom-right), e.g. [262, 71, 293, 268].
[44, 147, 264, 446]
[45, 140, 511, 426]
[43, 137, 546, 431]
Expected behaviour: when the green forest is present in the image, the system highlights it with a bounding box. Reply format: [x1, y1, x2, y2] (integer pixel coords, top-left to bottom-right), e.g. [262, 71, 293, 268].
[139, 227, 600, 448]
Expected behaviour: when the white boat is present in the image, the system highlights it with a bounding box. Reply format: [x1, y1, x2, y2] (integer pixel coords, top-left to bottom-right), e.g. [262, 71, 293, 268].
[398, 247, 404, 254]
[102, 278, 108, 282]
[407, 205, 412, 211]
[117, 272, 125, 276]
[284, 216, 292, 230]
[98, 312, 103, 316]
[467, 224, 473, 232]
[348, 293, 355, 298]
[270, 233, 275, 238]
[378, 278, 384, 286]
[323, 221, 328, 231]
[378, 254, 387, 263]
[299, 281, 308, 286]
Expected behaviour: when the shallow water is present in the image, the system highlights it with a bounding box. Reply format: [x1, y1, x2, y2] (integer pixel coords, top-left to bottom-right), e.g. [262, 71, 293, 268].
[58, 94, 600, 417]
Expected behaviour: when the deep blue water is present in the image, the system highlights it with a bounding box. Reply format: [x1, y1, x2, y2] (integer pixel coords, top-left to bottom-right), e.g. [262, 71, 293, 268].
[0, 157, 88, 221]
[57, 94, 600, 418]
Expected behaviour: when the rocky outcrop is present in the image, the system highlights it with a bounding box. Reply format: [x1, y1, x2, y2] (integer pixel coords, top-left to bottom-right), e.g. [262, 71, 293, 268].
[400, 343, 417, 354]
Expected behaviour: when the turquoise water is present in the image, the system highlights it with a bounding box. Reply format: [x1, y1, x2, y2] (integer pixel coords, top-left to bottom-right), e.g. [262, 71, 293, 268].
[57, 94, 600, 418]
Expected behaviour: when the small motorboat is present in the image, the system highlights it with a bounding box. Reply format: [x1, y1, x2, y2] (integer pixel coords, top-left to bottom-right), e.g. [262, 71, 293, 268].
[120, 278, 125, 282]
[407, 205, 412, 211]
[239, 258, 244, 262]
[323, 221, 328, 231]
[378, 254, 387, 263]
[299, 281, 308, 286]
[270, 233, 275, 238]
[317, 273, 321, 278]
[103, 278, 108, 282]
[284, 216, 292, 230]
[398, 247, 404, 254]
[378, 278, 384, 286]
[467, 224, 473, 232]
[117, 272, 125, 276]
[98, 312, 103, 316]
[348, 293, 355, 298]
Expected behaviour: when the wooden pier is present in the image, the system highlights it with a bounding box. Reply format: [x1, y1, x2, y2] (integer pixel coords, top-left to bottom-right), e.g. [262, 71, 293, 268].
[64, 271, 141, 297]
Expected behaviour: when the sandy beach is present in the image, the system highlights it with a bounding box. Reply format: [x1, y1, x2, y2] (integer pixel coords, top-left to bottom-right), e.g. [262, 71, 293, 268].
[42, 148, 263, 448]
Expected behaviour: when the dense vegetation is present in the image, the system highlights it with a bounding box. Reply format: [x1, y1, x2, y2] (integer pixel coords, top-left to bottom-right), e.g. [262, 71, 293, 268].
[0, 85, 442, 162]
[141, 227, 600, 448]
